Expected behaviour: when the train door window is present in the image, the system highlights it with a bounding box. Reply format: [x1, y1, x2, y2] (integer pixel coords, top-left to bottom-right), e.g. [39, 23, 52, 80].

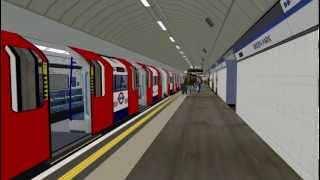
[114, 75, 128, 91]
[153, 76, 157, 86]
[5, 46, 44, 112]
[133, 67, 139, 90]
[90, 61, 105, 96]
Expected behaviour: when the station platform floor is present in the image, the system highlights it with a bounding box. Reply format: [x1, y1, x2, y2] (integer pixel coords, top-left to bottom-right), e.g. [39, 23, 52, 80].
[34, 87, 301, 180]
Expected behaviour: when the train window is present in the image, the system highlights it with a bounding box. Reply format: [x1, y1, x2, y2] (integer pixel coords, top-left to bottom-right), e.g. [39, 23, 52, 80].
[132, 67, 139, 90]
[153, 76, 158, 86]
[113, 75, 128, 92]
[135, 68, 139, 89]
[90, 61, 105, 96]
[6, 46, 44, 112]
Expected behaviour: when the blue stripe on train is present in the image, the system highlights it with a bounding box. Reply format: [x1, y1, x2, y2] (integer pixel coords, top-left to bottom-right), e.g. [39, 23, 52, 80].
[114, 108, 128, 122]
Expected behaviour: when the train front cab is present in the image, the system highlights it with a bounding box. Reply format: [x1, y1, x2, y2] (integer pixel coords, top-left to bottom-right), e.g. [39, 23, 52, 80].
[1, 31, 50, 180]
[102, 57, 129, 123]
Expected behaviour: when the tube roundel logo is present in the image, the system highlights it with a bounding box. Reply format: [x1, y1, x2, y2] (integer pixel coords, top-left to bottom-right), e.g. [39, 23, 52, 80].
[118, 92, 125, 104]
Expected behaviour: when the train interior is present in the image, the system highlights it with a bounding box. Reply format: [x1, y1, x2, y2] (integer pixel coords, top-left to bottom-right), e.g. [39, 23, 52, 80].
[44, 47, 92, 154]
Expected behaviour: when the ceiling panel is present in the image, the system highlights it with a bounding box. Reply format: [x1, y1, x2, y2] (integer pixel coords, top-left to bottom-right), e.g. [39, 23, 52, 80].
[27, 0, 55, 15]
[5, 0, 278, 70]
[46, 0, 80, 21]
[5, 0, 30, 7]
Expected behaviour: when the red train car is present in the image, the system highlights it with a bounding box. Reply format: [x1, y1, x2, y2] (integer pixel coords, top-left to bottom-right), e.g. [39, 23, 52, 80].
[1, 31, 51, 180]
[138, 63, 153, 106]
[71, 47, 114, 134]
[114, 57, 139, 115]
[149, 65, 162, 100]
[1, 30, 177, 179]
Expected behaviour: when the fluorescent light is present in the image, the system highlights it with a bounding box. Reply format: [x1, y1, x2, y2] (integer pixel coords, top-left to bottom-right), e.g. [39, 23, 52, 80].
[35, 44, 48, 50]
[179, 51, 184, 54]
[157, 21, 167, 31]
[47, 48, 70, 55]
[140, 0, 151, 7]
[169, 36, 175, 42]
[175, 45, 180, 50]
[35, 44, 70, 55]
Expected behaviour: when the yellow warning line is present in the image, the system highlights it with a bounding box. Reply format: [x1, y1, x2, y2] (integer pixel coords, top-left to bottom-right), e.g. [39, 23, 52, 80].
[58, 95, 177, 180]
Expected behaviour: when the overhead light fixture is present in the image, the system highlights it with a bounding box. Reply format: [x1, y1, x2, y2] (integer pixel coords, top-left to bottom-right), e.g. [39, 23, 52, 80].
[175, 45, 180, 50]
[140, 0, 151, 7]
[35, 45, 47, 50]
[169, 36, 175, 42]
[36, 44, 70, 55]
[157, 21, 167, 31]
[47, 48, 70, 55]
[179, 51, 184, 54]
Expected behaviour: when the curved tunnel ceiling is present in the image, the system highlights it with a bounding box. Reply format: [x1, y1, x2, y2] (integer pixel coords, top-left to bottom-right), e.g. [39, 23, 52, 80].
[5, 0, 277, 70]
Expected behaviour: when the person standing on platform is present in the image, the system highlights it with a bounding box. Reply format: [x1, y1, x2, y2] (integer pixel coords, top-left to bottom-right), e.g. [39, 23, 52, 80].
[182, 77, 187, 94]
[197, 77, 202, 93]
[185, 74, 193, 95]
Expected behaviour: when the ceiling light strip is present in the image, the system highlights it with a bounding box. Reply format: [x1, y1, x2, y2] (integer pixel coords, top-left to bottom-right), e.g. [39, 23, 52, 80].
[140, 0, 151, 7]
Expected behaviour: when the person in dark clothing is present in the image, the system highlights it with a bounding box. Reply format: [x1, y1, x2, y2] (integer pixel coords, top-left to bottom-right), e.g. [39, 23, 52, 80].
[183, 74, 193, 95]
[197, 77, 202, 93]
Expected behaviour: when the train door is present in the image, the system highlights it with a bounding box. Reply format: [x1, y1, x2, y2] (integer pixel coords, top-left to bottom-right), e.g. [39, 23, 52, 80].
[173, 73, 177, 93]
[116, 58, 139, 115]
[103, 57, 129, 122]
[42, 47, 91, 154]
[151, 66, 162, 100]
[1, 31, 50, 179]
[169, 72, 173, 94]
[137, 64, 147, 109]
[132, 65, 140, 112]
[148, 66, 159, 103]
[71, 47, 113, 135]
[160, 68, 168, 97]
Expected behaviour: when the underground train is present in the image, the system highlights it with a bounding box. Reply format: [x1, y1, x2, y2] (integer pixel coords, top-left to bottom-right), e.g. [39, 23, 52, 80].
[0, 30, 181, 179]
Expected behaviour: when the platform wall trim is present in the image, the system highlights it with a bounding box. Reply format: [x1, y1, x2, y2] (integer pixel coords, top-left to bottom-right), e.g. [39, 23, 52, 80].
[236, 30, 319, 180]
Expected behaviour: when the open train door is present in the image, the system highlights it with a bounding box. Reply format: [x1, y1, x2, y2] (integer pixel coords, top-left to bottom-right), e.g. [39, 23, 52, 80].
[138, 63, 153, 106]
[1, 31, 50, 179]
[71, 47, 113, 134]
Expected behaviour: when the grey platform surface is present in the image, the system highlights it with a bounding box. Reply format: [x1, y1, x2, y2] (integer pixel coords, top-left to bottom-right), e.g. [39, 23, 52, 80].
[127, 88, 301, 180]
